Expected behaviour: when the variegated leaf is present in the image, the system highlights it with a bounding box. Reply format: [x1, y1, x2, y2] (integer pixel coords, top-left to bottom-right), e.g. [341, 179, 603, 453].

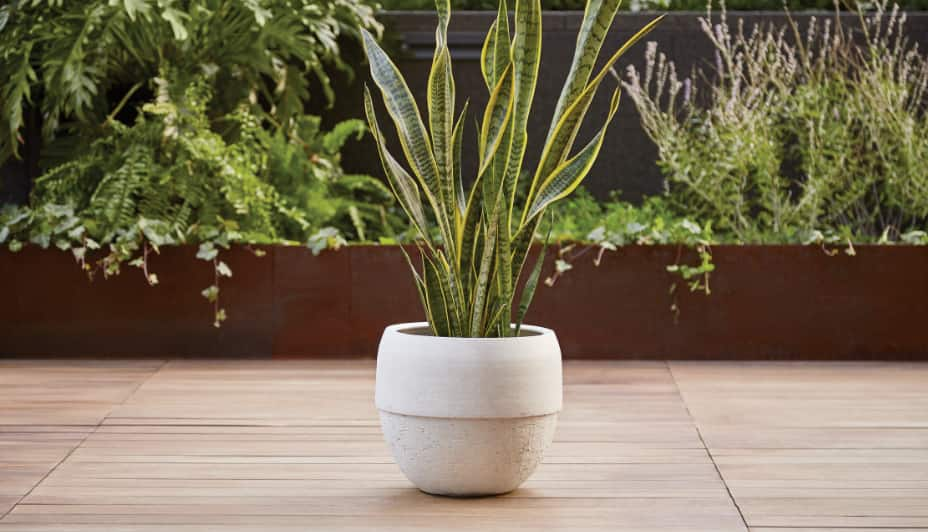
[452, 100, 468, 218]
[478, 64, 514, 177]
[423, 252, 453, 336]
[544, 0, 622, 144]
[527, 89, 622, 220]
[361, 29, 450, 239]
[525, 14, 664, 217]
[480, 0, 511, 92]
[363, 86, 428, 237]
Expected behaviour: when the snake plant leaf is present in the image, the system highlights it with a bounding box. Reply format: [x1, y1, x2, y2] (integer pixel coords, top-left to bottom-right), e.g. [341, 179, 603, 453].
[544, 0, 622, 145]
[527, 89, 622, 220]
[363, 86, 428, 238]
[400, 243, 431, 322]
[480, 0, 511, 92]
[495, 197, 513, 334]
[478, 63, 514, 177]
[435, 0, 450, 31]
[435, 248, 466, 334]
[509, 213, 541, 285]
[525, 14, 664, 217]
[503, 0, 542, 207]
[362, 0, 663, 338]
[457, 181, 483, 284]
[361, 29, 449, 238]
[484, 299, 510, 337]
[452, 100, 468, 217]
[470, 207, 501, 337]
[515, 230, 550, 336]
[428, 0, 456, 229]
[423, 251, 453, 336]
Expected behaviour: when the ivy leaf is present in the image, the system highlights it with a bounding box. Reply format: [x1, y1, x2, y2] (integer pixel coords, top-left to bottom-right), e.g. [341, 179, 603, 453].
[586, 226, 605, 243]
[196, 242, 218, 261]
[626, 221, 647, 234]
[112, 0, 151, 21]
[216, 260, 232, 278]
[67, 225, 85, 240]
[213, 308, 227, 328]
[161, 8, 189, 40]
[243, 0, 271, 26]
[9, 239, 22, 252]
[307, 227, 346, 256]
[201, 285, 219, 302]
[801, 229, 825, 245]
[0, 226, 8, 244]
[30, 233, 50, 249]
[680, 219, 701, 234]
[901, 230, 927, 244]
[138, 217, 174, 247]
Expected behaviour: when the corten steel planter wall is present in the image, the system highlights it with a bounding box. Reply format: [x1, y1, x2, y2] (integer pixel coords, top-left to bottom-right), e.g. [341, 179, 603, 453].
[1, 245, 927, 359]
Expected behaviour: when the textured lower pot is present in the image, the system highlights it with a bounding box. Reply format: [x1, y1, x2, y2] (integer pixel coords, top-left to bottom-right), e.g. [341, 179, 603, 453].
[375, 322, 563, 496]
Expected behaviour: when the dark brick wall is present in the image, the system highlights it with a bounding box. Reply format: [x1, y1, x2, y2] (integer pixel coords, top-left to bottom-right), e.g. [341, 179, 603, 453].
[4, 12, 928, 204]
[335, 11, 928, 201]
[0, 106, 40, 205]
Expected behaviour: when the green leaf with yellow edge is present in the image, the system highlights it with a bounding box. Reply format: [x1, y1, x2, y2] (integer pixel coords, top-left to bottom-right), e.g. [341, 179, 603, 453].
[527, 89, 622, 220]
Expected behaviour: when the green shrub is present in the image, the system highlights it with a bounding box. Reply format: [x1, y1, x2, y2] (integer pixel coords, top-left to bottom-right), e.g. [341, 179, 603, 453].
[549, 188, 715, 295]
[623, 2, 928, 243]
[264, 116, 403, 242]
[0, 0, 381, 165]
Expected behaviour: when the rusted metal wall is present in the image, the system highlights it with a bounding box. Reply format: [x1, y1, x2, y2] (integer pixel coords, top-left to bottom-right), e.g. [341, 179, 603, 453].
[2, 245, 927, 359]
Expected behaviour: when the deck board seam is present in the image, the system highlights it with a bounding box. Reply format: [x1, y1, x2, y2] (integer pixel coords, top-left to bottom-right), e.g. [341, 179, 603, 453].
[666, 361, 750, 531]
[0, 359, 170, 522]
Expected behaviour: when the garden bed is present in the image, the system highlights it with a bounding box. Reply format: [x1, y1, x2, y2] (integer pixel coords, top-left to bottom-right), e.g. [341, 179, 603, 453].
[1, 244, 925, 359]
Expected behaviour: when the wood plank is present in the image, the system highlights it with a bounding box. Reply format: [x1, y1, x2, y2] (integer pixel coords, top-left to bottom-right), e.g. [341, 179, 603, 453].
[2, 499, 745, 529]
[670, 361, 928, 530]
[0, 360, 749, 531]
[0, 360, 163, 426]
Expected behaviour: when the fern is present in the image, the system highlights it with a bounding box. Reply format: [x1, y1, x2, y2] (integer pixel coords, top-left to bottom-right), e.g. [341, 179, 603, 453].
[88, 144, 149, 239]
[323, 119, 367, 153]
[0, 0, 382, 167]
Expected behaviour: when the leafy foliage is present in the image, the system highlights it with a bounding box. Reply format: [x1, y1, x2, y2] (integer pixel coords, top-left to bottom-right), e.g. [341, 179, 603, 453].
[264, 116, 402, 242]
[548, 188, 715, 295]
[623, 2, 928, 244]
[0, 0, 381, 165]
[363, 0, 662, 337]
[0, 0, 391, 325]
[378, 0, 928, 12]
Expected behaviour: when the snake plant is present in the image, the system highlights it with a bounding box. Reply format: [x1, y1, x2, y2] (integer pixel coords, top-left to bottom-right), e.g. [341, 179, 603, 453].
[362, 0, 662, 337]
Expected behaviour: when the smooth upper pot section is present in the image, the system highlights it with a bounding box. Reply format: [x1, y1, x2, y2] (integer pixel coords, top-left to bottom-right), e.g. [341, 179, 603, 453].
[375, 322, 563, 419]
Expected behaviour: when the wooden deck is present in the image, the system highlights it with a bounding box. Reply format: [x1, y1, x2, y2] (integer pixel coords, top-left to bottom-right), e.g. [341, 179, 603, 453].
[1, 360, 926, 531]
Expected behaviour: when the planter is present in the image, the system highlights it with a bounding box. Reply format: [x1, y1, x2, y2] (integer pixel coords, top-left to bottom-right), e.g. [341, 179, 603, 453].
[2, 244, 928, 359]
[375, 322, 562, 496]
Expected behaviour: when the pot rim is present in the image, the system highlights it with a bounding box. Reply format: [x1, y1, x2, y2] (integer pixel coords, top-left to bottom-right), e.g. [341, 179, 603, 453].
[385, 321, 555, 341]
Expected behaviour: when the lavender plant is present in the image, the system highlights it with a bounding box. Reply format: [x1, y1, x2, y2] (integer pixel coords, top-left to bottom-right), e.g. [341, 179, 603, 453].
[623, 2, 928, 243]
